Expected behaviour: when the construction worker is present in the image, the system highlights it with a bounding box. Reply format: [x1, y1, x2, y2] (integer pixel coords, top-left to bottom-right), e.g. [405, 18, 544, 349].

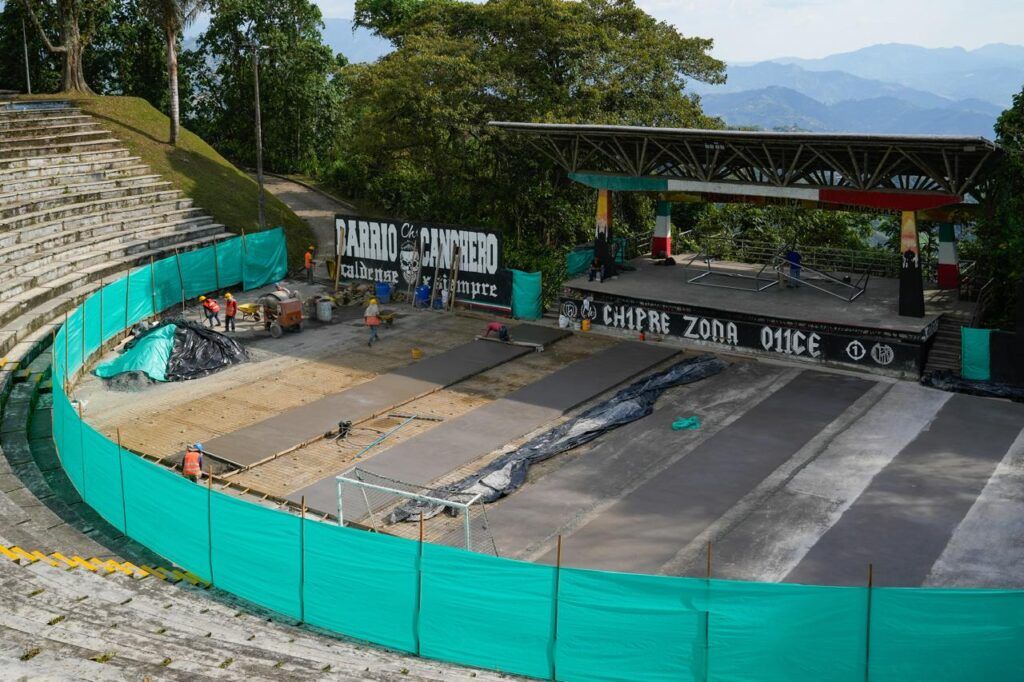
[224, 293, 238, 332]
[304, 245, 315, 284]
[484, 321, 510, 342]
[364, 297, 381, 346]
[200, 295, 221, 328]
[183, 443, 204, 483]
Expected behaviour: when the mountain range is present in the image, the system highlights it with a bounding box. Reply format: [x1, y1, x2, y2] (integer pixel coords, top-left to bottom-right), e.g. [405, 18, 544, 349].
[691, 44, 1024, 138]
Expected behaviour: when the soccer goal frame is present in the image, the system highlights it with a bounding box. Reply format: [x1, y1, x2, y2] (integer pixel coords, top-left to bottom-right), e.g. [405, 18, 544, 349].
[336, 471, 484, 551]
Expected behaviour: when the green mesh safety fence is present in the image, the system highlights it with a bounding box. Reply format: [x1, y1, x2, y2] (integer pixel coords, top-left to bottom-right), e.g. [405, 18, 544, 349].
[80, 420, 126, 533]
[511, 269, 543, 320]
[960, 327, 991, 381]
[420, 543, 557, 679]
[243, 229, 288, 290]
[178, 247, 219, 300]
[46, 228, 1024, 682]
[303, 519, 420, 653]
[94, 323, 176, 382]
[556, 567, 707, 682]
[122, 452, 212, 582]
[566, 248, 594, 277]
[210, 491, 302, 620]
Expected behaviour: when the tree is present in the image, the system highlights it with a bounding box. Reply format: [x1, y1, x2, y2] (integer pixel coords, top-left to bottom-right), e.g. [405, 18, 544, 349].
[19, 0, 110, 93]
[974, 85, 1024, 327]
[188, 0, 342, 173]
[333, 0, 725, 258]
[143, 0, 205, 144]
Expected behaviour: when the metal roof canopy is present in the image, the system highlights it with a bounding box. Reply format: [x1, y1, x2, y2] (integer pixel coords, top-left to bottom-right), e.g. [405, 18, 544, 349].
[488, 122, 1003, 212]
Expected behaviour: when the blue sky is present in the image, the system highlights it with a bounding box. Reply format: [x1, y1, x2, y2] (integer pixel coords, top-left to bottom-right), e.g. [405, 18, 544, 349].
[312, 0, 1024, 62]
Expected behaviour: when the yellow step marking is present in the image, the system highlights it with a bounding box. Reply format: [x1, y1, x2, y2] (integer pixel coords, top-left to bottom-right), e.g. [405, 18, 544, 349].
[182, 571, 209, 588]
[11, 547, 38, 563]
[0, 545, 21, 562]
[120, 562, 149, 578]
[49, 552, 78, 569]
[140, 565, 165, 580]
[104, 560, 133, 575]
[70, 556, 98, 572]
[30, 551, 60, 567]
[87, 558, 115, 573]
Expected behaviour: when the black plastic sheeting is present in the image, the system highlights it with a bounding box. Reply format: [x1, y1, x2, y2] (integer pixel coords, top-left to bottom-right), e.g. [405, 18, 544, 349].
[127, 318, 249, 382]
[921, 370, 1024, 403]
[390, 354, 727, 522]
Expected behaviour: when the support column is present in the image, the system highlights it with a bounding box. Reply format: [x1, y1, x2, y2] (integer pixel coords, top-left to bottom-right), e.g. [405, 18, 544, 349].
[899, 211, 925, 317]
[595, 189, 611, 239]
[651, 201, 672, 257]
[936, 222, 959, 289]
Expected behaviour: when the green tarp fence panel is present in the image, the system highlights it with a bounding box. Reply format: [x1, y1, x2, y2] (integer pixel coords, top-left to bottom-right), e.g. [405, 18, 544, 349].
[566, 248, 594, 277]
[82, 292, 102, 360]
[46, 234, 1024, 682]
[152, 255, 184, 313]
[94, 323, 176, 382]
[215, 238, 244, 292]
[960, 327, 991, 380]
[178, 247, 219, 300]
[303, 520, 420, 653]
[420, 543, 557, 679]
[556, 567, 706, 682]
[511, 269, 543, 320]
[870, 587, 1024, 680]
[122, 452, 212, 582]
[210, 491, 302, 620]
[242, 228, 288, 291]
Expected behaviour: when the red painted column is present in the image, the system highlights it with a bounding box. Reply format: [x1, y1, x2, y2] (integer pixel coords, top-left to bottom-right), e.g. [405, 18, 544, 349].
[651, 201, 672, 257]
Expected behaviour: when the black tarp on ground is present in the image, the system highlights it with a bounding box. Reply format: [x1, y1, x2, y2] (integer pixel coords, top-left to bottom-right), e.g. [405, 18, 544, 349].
[921, 369, 1024, 403]
[391, 354, 727, 521]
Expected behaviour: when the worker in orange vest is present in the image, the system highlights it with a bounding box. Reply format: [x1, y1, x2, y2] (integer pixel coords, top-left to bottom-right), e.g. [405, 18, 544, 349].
[183, 443, 204, 483]
[200, 295, 221, 328]
[304, 245, 315, 284]
[224, 293, 238, 332]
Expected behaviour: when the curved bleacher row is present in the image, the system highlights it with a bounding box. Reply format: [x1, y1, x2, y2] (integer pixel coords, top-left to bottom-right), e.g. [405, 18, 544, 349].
[0, 100, 227, 366]
[0, 101, 503, 680]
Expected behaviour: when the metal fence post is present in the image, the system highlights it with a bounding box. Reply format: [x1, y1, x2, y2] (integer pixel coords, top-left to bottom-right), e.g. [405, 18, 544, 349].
[207, 471, 215, 585]
[415, 512, 424, 656]
[705, 541, 713, 682]
[865, 564, 874, 682]
[76, 403, 86, 493]
[550, 535, 563, 681]
[299, 496, 306, 624]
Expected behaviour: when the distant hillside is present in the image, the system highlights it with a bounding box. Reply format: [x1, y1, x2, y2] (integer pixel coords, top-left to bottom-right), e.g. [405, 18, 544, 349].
[773, 43, 1024, 107]
[700, 86, 998, 137]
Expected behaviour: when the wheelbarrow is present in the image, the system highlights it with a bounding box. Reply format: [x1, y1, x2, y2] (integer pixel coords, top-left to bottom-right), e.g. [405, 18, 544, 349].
[237, 302, 261, 322]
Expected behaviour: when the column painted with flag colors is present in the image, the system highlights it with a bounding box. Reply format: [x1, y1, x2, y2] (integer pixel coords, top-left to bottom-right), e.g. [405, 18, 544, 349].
[651, 201, 672, 257]
[595, 189, 611, 239]
[937, 222, 959, 289]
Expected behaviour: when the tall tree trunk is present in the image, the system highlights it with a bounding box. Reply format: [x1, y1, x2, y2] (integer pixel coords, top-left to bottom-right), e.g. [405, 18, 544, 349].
[166, 26, 180, 145]
[22, 0, 94, 94]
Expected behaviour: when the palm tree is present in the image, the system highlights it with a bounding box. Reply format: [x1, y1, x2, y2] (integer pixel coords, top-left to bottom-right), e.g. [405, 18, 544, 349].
[146, 0, 206, 145]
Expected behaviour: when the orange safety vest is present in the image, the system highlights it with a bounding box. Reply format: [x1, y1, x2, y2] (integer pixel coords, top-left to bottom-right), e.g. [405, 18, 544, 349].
[203, 299, 220, 314]
[225, 299, 238, 316]
[183, 450, 202, 476]
[304, 251, 313, 268]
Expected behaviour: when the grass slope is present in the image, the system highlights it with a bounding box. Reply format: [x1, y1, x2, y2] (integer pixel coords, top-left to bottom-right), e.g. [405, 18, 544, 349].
[23, 95, 313, 268]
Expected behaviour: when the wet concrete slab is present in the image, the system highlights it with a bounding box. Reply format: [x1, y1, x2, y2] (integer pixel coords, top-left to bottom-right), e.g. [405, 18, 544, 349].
[786, 393, 1024, 587]
[203, 324, 568, 467]
[290, 341, 678, 513]
[538, 370, 874, 573]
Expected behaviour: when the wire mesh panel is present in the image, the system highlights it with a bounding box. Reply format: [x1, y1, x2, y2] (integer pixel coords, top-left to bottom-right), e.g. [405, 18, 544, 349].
[337, 468, 499, 556]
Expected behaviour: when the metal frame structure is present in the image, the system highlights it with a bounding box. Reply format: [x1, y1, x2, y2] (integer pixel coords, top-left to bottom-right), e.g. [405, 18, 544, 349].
[772, 253, 870, 303]
[488, 122, 1002, 209]
[336, 470, 483, 551]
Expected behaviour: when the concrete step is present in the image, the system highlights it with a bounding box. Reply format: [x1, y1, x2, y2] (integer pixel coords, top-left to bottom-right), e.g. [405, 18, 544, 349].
[0, 115, 96, 133]
[0, 157, 143, 191]
[0, 191, 193, 233]
[0, 207, 210, 255]
[0, 106, 79, 125]
[0, 128, 110, 151]
[0, 148, 132, 174]
[0, 214, 216, 267]
[0, 179, 173, 220]
[0, 169, 160, 206]
[0, 138, 124, 161]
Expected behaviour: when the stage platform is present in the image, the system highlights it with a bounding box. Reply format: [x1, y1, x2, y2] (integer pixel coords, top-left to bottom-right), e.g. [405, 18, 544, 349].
[561, 256, 961, 376]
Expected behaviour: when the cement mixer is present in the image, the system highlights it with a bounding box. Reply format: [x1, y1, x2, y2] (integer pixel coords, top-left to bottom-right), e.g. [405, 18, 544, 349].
[258, 288, 304, 338]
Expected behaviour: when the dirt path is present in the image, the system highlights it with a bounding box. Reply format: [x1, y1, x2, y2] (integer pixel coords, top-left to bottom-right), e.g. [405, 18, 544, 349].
[258, 174, 354, 254]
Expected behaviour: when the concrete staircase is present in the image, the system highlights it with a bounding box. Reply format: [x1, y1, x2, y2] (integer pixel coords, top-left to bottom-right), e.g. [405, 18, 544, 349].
[0, 342, 504, 681]
[924, 311, 971, 375]
[0, 100, 230, 367]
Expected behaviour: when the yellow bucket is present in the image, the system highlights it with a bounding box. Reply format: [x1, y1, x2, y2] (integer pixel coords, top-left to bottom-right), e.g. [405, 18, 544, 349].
[581, 319, 591, 332]
[411, 347, 423, 361]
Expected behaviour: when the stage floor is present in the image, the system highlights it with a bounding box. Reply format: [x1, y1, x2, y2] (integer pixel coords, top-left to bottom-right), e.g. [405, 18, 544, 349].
[565, 256, 960, 335]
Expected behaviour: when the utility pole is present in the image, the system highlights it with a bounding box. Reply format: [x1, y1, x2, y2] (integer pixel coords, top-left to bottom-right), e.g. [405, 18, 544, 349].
[252, 43, 266, 231]
[22, 16, 32, 95]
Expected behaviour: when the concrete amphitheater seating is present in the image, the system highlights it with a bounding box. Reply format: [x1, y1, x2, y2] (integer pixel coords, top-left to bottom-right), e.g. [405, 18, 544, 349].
[0, 102, 502, 681]
[0, 100, 228, 367]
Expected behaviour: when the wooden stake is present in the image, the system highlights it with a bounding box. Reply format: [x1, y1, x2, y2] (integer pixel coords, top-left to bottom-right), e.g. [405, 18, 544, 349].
[447, 245, 461, 311]
[174, 248, 185, 314]
[865, 563, 874, 682]
[98, 279, 104, 346]
[116, 428, 128, 533]
[551, 534, 563, 682]
[706, 540, 713, 578]
[428, 250, 442, 309]
[299, 496, 306, 624]
[415, 511, 425, 656]
[334, 226, 345, 294]
[212, 240, 221, 290]
[123, 268, 131, 333]
[149, 256, 157, 315]
[76, 402, 86, 490]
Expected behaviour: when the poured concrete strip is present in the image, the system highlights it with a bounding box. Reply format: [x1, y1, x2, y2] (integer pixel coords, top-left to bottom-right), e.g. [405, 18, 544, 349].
[925, 427, 1024, 588]
[786, 393, 1024, 587]
[539, 370, 874, 573]
[289, 341, 678, 514]
[203, 324, 569, 468]
[489, 362, 800, 562]
[667, 381, 949, 581]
